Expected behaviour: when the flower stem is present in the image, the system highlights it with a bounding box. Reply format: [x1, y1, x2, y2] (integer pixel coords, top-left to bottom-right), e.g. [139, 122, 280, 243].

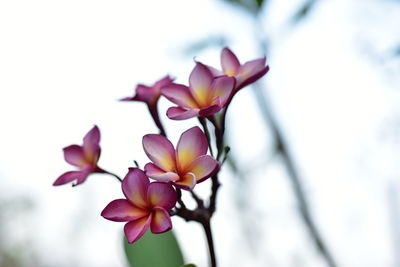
[97, 168, 122, 183]
[198, 117, 214, 157]
[148, 104, 167, 137]
[202, 219, 217, 267]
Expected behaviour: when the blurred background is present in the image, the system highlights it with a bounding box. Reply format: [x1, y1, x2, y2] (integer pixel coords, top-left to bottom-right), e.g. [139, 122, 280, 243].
[0, 0, 399, 266]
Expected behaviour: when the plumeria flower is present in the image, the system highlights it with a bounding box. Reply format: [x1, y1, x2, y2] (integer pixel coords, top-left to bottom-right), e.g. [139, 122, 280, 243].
[53, 125, 103, 186]
[143, 126, 219, 190]
[120, 75, 174, 106]
[121, 75, 174, 135]
[208, 47, 269, 91]
[161, 63, 235, 120]
[101, 168, 177, 243]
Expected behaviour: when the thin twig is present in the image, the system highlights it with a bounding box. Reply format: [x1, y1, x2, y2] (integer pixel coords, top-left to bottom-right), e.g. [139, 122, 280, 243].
[251, 15, 338, 267]
[253, 83, 338, 267]
[97, 168, 122, 183]
[199, 117, 214, 157]
[190, 190, 204, 209]
[148, 104, 166, 137]
[202, 219, 217, 267]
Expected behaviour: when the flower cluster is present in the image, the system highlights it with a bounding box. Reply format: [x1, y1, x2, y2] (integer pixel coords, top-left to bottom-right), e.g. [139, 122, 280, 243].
[54, 47, 269, 244]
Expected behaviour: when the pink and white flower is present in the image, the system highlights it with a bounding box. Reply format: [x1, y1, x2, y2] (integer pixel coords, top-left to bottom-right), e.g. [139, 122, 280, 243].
[101, 168, 177, 243]
[161, 63, 235, 120]
[121, 75, 174, 106]
[143, 126, 219, 190]
[208, 47, 269, 91]
[53, 125, 102, 186]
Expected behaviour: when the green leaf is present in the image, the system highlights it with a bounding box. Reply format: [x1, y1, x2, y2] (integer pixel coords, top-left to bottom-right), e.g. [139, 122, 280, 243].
[181, 264, 197, 267]
[124, 230, 184, 267]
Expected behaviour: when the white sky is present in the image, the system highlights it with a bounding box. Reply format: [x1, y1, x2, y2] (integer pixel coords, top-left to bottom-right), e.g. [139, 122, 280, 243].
[0, 0, 399, 266]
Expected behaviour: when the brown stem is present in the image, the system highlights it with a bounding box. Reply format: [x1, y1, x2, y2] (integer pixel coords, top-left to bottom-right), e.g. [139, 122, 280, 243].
[253, 83, 337, 267]
[190, 190, 204, 209]
[198, 117, 214, 157]
[208, 173, 221, 216]
[173, 206, 217, 267]
[147, 103, 166, 137]
[96, 167, 122, 183]
[207, 116, 224, 161]
[202, 219, 217, 267]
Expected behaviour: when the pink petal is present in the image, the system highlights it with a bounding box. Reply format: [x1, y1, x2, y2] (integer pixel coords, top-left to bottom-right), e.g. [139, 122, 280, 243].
[174, 173, 196, 191]
[124, 214, 152, 243]
[122, 168, 149, 209]
[186, 155, 219, 183]
[241, 57, 266, 77]
[150, 207, 172, 234]
[237, 64, 269, 90]
[142, 134, 176, 172]
[221, 47, 240, 76]
[198, 104, 221, 117]
[166, 107, 199, 120]
[83, 125, 101, 163]
[74, 165, 92, 185]
[189, 63, 213, 107]
[206, 65, 223, 77]
[133, 84, 158, 103]
[120, 96, 135, 101]
[53, 171, 81, 186]
[161, 84, 198, 108]
[144, 163, 179, 182]
[153, 75, 174, 89]
[101, 199, 148, 222]
[176, 126, 208, 171]
[83, 125, 100, 147]
[147, 182, 177, 210]
[63, 145, 85, 167]
[210, 76, 235, 107]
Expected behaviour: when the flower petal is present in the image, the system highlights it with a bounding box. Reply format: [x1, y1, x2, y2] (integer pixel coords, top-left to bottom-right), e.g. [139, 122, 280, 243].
[198, 104, 221, 117]
[176, 126, 208, 171]
[206, 65, 223, 77]
[124, 214, 152, 243]
[147, 182, 177, 210]
[166, 107, 199, 120]
[221, 47, 240, 76]
[210, 76, 235, 107]
[53, 171, 81, 186]
[120, 96, 135, 101]
[63, 145, 85, 167]
[187, 155, 219, 183]
[74, 165, 92, 185]
[150, 207, 172, 234]
[144, 163, 179, 182]
[83, 125, 101, 163]
[237, 64, 269, 90]
[154, 75, 175, 89]
[122, 168, 149, 209]
[161, 84, 198, 108]
[189, 63, 213, 107]
[133, 84, 158, 102]
[174, 173, 196, 191]
[142, 134, 176, 171]
[101, 199, 148, 222]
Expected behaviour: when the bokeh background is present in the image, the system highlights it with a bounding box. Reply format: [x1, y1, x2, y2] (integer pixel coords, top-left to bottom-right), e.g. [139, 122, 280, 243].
[0, 0, 399, 266]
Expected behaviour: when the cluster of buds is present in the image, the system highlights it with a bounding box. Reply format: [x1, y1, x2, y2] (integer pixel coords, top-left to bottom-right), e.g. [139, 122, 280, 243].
[54, 47, 269, 245]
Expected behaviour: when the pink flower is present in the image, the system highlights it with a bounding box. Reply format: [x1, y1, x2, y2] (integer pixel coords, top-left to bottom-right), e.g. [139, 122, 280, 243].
[101, 168, 177, 243]
[121, 75, 174, 106]
[143, 126, 219, 190]
[208, 47, 269, 91]
[121, 75, 174, 136]
[53, 125, 102, 186]
[161, 63, 235, 120]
